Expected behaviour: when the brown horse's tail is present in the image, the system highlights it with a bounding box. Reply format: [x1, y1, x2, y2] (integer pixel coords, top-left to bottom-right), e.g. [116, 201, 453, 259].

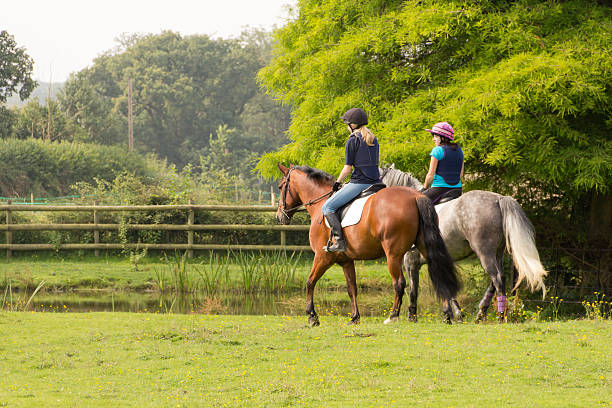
[415, 196, 461, 300]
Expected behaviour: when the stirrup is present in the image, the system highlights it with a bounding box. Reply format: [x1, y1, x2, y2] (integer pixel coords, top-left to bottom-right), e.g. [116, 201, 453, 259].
[323, 238, 346, 253]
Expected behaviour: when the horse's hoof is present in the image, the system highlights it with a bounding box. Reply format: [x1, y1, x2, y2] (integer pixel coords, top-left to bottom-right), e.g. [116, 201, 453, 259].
[308, 315, 320, 327]
[408, 314, 418, 323]
[384, 316, 398, 324]
[349, 318, 360, 325]
[454, 311, 465, 323]
[475, 311, 486, 323]
[498, 314, 507, 323]
[443, 316, 453, 325]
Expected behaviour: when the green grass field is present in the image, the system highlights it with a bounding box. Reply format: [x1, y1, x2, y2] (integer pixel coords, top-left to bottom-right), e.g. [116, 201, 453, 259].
[0, 313, 610, 407]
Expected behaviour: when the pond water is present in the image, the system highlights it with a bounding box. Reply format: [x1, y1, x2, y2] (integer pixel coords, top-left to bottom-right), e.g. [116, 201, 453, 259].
[3, 288, 437, 318]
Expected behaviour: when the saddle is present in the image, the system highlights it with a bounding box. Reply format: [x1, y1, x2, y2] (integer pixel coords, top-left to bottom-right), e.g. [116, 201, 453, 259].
[326, 183, 386, 228]
[434, 188, 462, 205]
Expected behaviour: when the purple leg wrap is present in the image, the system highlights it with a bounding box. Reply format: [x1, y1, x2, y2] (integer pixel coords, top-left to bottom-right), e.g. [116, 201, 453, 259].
[496, 295, 507, 313]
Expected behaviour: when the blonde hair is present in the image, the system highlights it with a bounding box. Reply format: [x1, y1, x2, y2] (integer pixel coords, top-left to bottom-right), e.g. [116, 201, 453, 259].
[356, 125, 375, 146]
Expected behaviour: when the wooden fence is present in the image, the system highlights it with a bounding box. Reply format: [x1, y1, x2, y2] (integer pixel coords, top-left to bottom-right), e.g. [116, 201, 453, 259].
[0, 201, 312, 259]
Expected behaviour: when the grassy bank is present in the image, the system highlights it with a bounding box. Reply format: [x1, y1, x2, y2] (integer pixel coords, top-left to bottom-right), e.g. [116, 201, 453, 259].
[0, 312, 609, 407]
[0, 253, 487, 293]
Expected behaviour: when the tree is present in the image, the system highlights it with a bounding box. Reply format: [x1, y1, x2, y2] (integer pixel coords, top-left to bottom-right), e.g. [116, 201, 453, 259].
[257, 0, 611, 247]
[13, 99, 87, 142]
[59, 70, 125, 145]
[0, 30, 37, 140]
[0, 30, 36, 104]
[60, 30, 289, 167]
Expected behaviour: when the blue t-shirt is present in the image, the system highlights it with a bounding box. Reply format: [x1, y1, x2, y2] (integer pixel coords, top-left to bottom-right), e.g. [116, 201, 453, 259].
[345, 132, 380, 184]
[431, 145, 463, 188]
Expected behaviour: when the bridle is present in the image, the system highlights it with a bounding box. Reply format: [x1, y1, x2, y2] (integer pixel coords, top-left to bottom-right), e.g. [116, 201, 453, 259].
[379, 167, 390, 180]
[277, 167, 333, 219]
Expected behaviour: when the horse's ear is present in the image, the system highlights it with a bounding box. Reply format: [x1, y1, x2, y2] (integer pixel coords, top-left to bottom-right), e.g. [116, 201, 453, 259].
[278, 163, 289, 176]
[390, 163, 396, 169]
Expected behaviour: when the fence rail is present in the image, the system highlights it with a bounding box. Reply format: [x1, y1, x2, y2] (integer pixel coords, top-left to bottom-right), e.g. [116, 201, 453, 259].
[1, 202, 312, 258]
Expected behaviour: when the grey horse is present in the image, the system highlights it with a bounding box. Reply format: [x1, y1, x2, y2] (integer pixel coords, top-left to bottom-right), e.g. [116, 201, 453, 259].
[381, 165, 547, 322]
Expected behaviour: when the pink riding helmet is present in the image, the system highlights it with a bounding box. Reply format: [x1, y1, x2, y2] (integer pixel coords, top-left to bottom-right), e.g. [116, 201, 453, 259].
[425, 122, 454, 140]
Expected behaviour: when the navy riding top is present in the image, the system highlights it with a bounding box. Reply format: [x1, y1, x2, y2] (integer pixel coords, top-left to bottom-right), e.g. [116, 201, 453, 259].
[345, 132, 381, 184]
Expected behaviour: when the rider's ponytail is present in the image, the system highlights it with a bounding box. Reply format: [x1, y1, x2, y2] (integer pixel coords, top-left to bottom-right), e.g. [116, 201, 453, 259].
[357, 126, 375, 146]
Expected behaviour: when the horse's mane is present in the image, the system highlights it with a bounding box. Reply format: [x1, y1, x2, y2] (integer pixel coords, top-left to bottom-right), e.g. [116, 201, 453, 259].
[380, 167, 423, 189]
[293, 166, 335, 186]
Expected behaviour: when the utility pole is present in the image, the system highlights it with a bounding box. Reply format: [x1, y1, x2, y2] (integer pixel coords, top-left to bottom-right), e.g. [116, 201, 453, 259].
[128, 78, 133, 152]
[46, 74, 52, 141]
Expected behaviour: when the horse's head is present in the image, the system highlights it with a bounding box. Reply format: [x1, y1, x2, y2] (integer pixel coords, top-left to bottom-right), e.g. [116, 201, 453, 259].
[380, 164, 423, 190]
[276, 163, 303, 224]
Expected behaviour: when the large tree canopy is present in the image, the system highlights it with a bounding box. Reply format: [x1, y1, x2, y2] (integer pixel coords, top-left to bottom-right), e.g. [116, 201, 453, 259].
[0, 30, 36, 104]
[257, 0, 611, 244]
[0, 30, 37, 139]
[60, 30, 290, 167]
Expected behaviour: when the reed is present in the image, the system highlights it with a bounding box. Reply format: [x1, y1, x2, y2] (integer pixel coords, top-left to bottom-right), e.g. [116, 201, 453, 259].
[1, 281, 13, 311]
[152, 251, 200, 294]
[196, 251, 230, 295]
[152, 266, 169, 293]
[258, 251, 302, 292]
[23, 280, 45, 311]
[233, 250, 261, 293]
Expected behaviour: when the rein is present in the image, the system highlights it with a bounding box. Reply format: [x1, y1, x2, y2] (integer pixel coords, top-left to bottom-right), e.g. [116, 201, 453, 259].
[278, 168, 332, 218]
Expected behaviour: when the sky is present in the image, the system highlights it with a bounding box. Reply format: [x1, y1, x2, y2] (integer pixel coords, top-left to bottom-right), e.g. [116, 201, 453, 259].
[2, 0, 296, 82]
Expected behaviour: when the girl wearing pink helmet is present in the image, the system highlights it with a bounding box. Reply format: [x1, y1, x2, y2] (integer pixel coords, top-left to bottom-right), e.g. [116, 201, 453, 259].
[421, 122, 464, 204]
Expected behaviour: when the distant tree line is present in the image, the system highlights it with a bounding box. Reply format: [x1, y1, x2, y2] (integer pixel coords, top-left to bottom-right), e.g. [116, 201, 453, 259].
[0, 28, 291, 195]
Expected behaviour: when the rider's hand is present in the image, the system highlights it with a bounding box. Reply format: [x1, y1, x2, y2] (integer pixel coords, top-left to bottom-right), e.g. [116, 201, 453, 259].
[332, 181, 342, 192]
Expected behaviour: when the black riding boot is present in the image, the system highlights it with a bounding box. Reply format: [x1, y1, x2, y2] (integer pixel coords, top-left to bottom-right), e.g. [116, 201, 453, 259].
[323, 213, 346, 252]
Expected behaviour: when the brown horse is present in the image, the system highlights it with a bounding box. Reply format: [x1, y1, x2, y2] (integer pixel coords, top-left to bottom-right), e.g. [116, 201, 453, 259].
[276, 164, 461, 326]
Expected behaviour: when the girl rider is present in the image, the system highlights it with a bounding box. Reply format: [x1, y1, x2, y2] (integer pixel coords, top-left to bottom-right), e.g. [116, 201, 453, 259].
[421, 122, 464, 204]
[321, 108, 381, 253]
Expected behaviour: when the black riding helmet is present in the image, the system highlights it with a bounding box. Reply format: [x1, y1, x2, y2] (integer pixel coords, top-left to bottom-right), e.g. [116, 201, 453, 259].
[341, 108, 368, 126]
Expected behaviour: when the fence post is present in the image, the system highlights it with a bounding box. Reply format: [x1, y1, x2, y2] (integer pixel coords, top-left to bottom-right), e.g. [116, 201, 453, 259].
[280, 230, 286, 251]
[93, 200, 100, 257]
[5, 200, 11, 261]
[187, 199, 194, 258]
[270, 185, 275, 206]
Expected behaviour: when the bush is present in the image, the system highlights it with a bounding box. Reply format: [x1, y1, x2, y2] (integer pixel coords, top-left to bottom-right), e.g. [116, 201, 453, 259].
[0, 138, 157, 197]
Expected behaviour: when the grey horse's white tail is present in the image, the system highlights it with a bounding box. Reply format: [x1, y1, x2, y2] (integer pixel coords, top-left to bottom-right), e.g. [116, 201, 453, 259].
[499, 196, 547, 298]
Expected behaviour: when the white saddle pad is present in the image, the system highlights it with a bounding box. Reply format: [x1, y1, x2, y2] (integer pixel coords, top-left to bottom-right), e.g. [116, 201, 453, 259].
[324, 195, 372, 228]
[325, 195, 449, 229]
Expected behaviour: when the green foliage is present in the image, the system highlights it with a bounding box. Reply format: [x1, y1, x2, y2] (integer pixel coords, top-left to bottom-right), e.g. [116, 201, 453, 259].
[0, 106, 17, 139]
[257, 0, 612, 246]
[582, 292, 611, 320]
[0, 138, 156, 197]
[12, 98, 88, 142]
[196, 252, 231, 295]
[59, 30, 291, 167]
[0, 30, 36, 103]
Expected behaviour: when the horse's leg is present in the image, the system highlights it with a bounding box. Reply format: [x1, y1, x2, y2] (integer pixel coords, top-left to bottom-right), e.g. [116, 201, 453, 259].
[339, 260, 360, 324]
[305, 254, 333, 327]
[403, 250, 421, 322]
[475, 249, 507, 323]
[495, 247, 508, 322]
[450, 298, 464, 323]
[384, 254, 406, 324]
[441, 298, 454, 324]
[413, 231, 454, 324]
[476, 282, 496, 323]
